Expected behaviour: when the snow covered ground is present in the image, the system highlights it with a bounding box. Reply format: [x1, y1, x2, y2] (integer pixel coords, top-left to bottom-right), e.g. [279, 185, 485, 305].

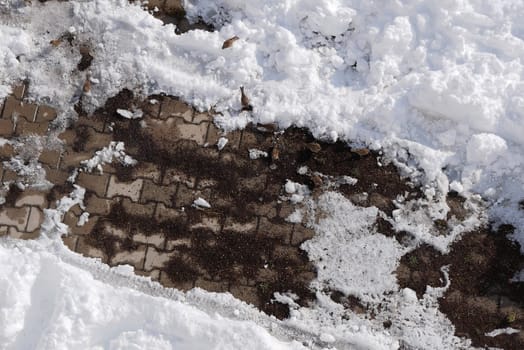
[0, 0, 523, 348]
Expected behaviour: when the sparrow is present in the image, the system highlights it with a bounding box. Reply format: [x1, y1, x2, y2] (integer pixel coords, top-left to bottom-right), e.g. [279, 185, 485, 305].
[222, 36, 239, 49]
[50, 39, 62, 47]
[240, 86, 253, 111]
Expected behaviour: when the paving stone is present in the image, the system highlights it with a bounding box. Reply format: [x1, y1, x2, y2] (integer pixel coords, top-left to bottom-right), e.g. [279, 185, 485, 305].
[2, 97, 37, 121]
[154, 203, 186, 223]
[133, 162, 162, 183]
[165, 237, 192, 250]
[62, 235, 78, 251]
[277, 202, 295, 219]
[160, 98, 193, 122]
[46, 168, 70, 185]
[191, 215, 222, 233]
[248, 203, 276, 219]
[174, 118, 208, 145]
[15, 119, 49, 136]
[0, 119, 15, 137]
[0, 225, 7, 237]
[111, 244, 147, 268]
[256, 268, 278, 282]
[133, 232, 165, 249]
[66, 213, 99, 236]
[60, 151, 93, 169]
[106, 176, 143, 202]
[78, 117, 106, 133]
[76, 236, 107, 261]
[144, 246, 175, 271]
[25, 207, 43, 233]
[140, 180, 176, 206]
[205, 123, 221, 146]
[239, 175, 266, 193]
[192, 112, 212, 124]
[238, 130, 260, 150]
[223, 217, 257, 234]
[35, 105, 57, 123]
[84, 129, 113, 152]
[273, 244, 305, 265]
[257, 217, 292, 243]
[0, 143, 15, 159]
[229, 285, 260, 306]
[39, 150, 61, 169]
[102, 223, 128, 239]
[163, 168, 195, 188]
[84, 194, 113, 215]
[195, 278, 229, 293]
[0, 207, 30, 231]
[224, 130, 243, 150]
[76, 172, 110, 198]
[14, 190, 47, 208]
[175, 184, 212, 208]
[159, 272, 194, 290]
[8, 227, 40, 240]
[291, 224, 315, 246]
[120, 198, 154, 218]
[58, 129, 76, 145]
[11, 84, 26, 100]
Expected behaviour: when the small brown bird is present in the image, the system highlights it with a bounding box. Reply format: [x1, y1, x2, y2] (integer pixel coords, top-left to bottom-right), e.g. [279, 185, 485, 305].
[240, 86, 253, 111]
[306, 142, 321, 153]
[311, 174, 323, 188]
[83, 74, 91, 93]
[222, 36, 239, 49]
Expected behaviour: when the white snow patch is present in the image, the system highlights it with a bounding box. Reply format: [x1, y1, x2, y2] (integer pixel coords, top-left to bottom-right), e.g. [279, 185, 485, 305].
[193, 197, 211, 209]
[485, 327, 520, 337]
[249, 149, 268, 159]
[217, 137, 228, 150]
[117, 108, 143, 119]
[81, 141, 137, 173]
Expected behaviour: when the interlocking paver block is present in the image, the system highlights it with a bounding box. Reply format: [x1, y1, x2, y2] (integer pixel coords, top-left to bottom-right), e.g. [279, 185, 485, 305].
[25, 207, 43, 232]
[84, 129, 113, 152]
[223, 217, 257, 234]
[191, 215, 221, 233]
[192, 112, 212, 124]
[206, 123, 221, 145]
[122, 197, 155, 217]
[154, 203, 186, 223]
[76, 237, 106, 261]
[46, 168, 69, 185]
[84, 194, 113, 215]
[175, 184, 211, 208]
[76, 172, 110, 198]
[14, 190, 47, 208]
[257, 217, 292, 243]
[0, 207, 30, 231]
[140, 180, 176, 206]
[15, 119, 50, 136]
[60, 151, 93, 169]
[165, 237, 191, 250]
[78, 117, 106, 133]
[144, 246, 175, 271]
[162, 168, 195, 188]
[11, 84, 26, 100]
[0, 143, 14, 159]
[106, 176, 143, 202]
[160, 97, 193, 122]
[133, 232, 165, 249]
[291, 224, 315, 246]
[230, 285, 260, 306]
[68, 215, 99, 236]
[0, 119, 15, 137]
[8, 227, 39, 240]
[2, 97, 37, 121]
[174, 118, 208, 145]
[133, 162, 162, 183]
[62, 235, 78, 251]
[39, 150, 61, 169]
[111, 244, 147, 268]
[58, 129, 76, 145]
[35, 105, 57, 122]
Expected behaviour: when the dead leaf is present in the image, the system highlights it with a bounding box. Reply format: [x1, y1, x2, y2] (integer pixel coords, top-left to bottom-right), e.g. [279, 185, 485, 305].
[222, 36, 239, 49]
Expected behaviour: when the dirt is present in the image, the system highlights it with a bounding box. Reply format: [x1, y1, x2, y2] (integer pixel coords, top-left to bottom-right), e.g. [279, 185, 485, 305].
[398, 224, 524, 349]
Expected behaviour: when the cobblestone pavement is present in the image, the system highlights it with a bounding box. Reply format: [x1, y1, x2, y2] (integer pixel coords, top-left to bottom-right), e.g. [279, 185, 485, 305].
[0, 82, 415, 317]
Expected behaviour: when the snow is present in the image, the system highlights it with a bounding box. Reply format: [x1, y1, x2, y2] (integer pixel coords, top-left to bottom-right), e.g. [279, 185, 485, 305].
[217, 137, 228, 150]
[81, 141, 137, 173]
[485, 327, 520, 337]
[0, 0, 523, 348]
[248, 149, 268, 159]
[193, 197, 212, 209]
[117, 108, 143, 120]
